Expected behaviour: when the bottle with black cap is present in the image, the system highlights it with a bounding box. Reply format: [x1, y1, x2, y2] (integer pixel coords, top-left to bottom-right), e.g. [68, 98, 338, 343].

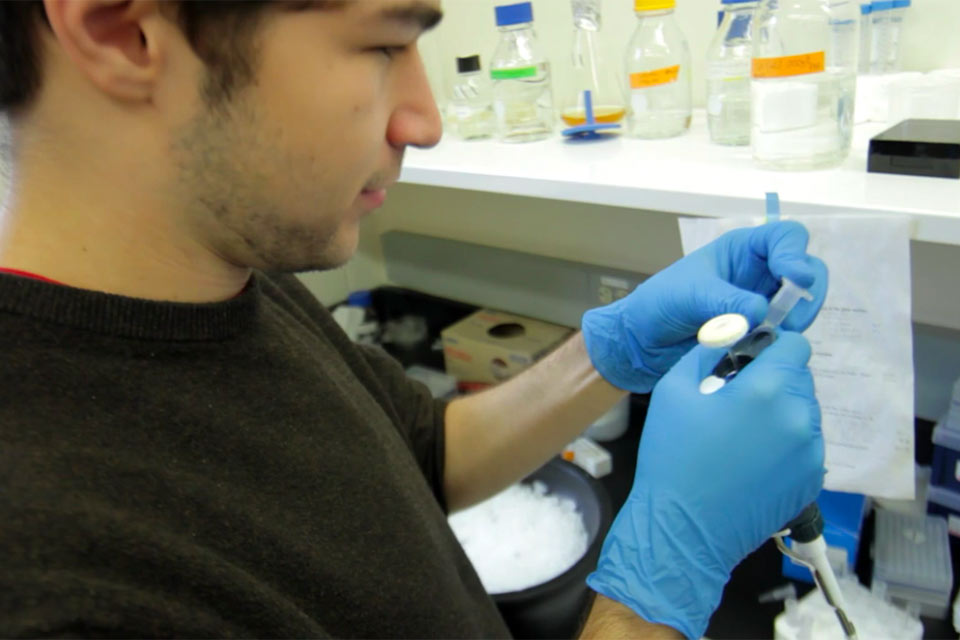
[448, 54, 494, 140]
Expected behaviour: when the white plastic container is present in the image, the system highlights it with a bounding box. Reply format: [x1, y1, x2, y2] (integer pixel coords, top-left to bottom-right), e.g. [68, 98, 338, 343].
[858, 2, 872, 74]
[624, 0, 691, 139]
[490, 2, 554, 143]
[774, 577, 922, 640]
[953, 586, 960, 634]
[705, 0, 758, 146]
[869, 1, 893, 74]
[751, 0, 859, 170]
[931, 69, 960, 119]
[885, 0, 910, 73]
[888, 74, 960, 123]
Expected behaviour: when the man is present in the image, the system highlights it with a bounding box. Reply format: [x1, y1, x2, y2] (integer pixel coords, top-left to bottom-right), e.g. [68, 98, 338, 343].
[0, 1, 827, 638]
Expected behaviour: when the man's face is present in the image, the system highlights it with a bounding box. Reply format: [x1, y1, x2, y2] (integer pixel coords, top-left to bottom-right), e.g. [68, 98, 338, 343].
[172, 1, 443, 273]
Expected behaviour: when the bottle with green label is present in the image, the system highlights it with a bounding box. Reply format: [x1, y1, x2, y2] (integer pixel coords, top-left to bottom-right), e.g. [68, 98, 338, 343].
[489, 2, 554, 143]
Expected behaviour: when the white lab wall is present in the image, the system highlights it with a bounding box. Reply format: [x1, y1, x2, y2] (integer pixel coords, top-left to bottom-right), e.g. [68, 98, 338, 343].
[420, 0, 960, 110]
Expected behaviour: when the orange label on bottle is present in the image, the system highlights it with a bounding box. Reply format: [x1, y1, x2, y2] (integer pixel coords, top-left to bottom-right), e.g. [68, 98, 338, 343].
[751, 51, 826, 78]
[629, 65, 681, 89]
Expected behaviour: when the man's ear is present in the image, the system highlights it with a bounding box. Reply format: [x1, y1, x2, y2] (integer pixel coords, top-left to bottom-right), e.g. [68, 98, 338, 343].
[43, 0, 166, 102]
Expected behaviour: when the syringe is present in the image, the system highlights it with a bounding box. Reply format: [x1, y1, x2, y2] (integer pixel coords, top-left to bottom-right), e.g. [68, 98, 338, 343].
[696, 278, 857, 640]
[760, 277, 814, 330]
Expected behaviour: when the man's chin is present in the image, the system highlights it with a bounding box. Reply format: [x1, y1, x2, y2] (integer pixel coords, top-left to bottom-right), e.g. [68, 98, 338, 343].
[296, 234, 359, 273]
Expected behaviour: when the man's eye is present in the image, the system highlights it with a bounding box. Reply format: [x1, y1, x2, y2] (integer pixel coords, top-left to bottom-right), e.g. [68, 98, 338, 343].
[373, 46, 406, 60]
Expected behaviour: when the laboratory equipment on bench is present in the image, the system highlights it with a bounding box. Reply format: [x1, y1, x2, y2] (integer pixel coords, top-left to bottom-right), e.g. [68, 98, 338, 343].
[884, 0, 910, 73]
[774, 576, 921, 640]
[490, 2, 554, 143]
[872, 510, 953, 618]
[624, 0, 692, 139]
[869, 0, 910, 75]
[561, 90, 620, 139]
[868, 1, 891, 74]
[705, 0, 758, 146]
[868, 119, 960, 180]
[563, 437, 613, 478]
[560, 0, 625, 128]
[751, 0, 859, 170]
[697, 278, 858, 640]
[858, 2, 872, 75]
[447, 55, 495, 140]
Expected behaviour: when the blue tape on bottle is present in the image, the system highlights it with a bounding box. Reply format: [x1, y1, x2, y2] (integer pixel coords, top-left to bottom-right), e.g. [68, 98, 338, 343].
[765, 192, 781, 223]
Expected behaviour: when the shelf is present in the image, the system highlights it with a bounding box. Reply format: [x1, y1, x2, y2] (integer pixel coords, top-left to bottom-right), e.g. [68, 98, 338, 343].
[400, 111, 960, 246]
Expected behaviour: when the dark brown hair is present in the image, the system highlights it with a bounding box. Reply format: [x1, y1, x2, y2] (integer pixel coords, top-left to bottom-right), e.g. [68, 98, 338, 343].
[0, 1, 274, 114]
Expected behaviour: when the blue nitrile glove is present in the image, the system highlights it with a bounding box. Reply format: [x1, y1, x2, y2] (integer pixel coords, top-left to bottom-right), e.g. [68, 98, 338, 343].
[586, 332, 824, 640]
[581, 220, 827, 393]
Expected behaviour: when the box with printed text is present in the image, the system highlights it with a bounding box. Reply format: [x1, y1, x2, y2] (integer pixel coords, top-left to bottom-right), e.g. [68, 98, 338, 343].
[441, 309, 573, 385]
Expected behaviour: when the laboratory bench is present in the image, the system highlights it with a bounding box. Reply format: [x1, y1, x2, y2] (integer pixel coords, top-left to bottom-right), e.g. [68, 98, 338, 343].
[367, 285, 960, 639]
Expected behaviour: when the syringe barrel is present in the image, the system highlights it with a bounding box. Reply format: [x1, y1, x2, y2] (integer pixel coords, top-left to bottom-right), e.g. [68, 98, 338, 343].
[763, 277, 813, 329]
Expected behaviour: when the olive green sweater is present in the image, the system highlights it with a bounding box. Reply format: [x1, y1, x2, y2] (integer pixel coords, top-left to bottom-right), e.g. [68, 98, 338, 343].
[0, 271, 508, 638]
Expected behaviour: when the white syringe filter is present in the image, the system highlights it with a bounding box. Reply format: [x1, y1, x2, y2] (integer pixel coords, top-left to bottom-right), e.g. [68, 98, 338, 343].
[763, 277, 814, 329]
[697, 313, 749, 349]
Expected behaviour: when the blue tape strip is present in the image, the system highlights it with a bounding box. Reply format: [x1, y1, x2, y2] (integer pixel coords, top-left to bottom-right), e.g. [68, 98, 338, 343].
[766, 192, 781, 223]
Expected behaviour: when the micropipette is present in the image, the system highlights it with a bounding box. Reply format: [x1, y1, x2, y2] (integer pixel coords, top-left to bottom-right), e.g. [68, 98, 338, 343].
[697, 278, 858, 640]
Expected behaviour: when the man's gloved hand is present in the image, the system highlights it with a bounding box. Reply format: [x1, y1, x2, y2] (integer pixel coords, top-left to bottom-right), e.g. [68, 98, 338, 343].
[586, 332, 824, 640]
[581, 221, 827, 393]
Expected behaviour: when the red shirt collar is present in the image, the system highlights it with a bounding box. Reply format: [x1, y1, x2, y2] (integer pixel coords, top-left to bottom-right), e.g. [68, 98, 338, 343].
[0, 268, 65, 285]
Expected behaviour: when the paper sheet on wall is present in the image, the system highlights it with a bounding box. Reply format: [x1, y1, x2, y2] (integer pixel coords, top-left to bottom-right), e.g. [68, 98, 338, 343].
[678, 215, 914, 499]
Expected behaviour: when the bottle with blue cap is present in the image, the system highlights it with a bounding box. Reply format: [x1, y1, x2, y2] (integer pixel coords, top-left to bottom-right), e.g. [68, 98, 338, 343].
[705, 0, 758, 146]
[751, 0, 859, 170]
[489, 2, 554, 143]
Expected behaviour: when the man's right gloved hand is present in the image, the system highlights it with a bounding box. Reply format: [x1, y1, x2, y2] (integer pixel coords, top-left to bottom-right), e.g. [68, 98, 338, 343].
[586, 332, 824, 640]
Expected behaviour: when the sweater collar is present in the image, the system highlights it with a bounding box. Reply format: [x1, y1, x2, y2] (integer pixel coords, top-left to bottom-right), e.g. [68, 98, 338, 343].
[0, 271, 261, 341]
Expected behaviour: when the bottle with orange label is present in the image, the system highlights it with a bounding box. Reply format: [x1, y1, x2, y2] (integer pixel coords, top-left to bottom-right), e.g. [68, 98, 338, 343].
[751, 0, 859, 170]
[559, 0, 626, 128]
[623, 0, 692, 139]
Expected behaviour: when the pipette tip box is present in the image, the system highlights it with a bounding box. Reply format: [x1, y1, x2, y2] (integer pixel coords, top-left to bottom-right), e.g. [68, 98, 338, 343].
[868, 119, 960, 179]
[871, 510, 954, 619]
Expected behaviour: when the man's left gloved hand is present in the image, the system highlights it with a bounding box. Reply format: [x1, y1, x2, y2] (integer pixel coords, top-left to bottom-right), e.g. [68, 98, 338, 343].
[581, 220, 828, 394]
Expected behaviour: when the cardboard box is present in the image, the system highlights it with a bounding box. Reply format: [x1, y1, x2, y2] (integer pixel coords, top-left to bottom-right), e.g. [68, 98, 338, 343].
[441, 309, 573, 384]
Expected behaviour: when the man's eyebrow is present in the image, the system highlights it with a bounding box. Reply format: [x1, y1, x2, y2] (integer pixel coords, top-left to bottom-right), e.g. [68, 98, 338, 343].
[379, 3, 444, 32]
